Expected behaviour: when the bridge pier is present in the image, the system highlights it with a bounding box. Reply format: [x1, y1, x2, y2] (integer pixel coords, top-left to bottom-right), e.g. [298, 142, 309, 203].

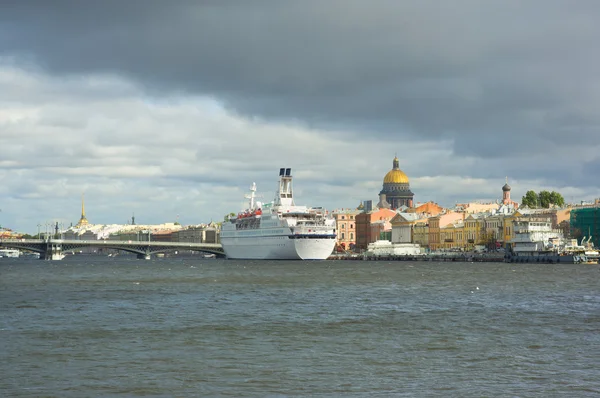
[41, 241, 65, 260]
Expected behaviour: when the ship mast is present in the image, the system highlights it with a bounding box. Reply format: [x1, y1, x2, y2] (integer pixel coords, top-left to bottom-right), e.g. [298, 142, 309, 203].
[245, 182, 257, 210]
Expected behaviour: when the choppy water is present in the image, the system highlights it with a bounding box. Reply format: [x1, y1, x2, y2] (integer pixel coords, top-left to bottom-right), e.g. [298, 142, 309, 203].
[1, 256, 599, 397]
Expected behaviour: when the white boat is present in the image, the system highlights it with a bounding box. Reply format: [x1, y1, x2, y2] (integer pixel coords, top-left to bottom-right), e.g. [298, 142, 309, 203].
[0, 249, 20, 258]
[506, 218, 587, 264]
[220, 168, 336, 260]
[580, 236, 599, 263]
[364, 240, 423, 257]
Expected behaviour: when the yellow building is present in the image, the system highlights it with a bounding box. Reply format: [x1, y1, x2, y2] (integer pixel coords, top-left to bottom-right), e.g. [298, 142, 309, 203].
[440, 221, 465, 250]
[464, 214, 483, 250]
[428, 212, 464, 251]
[502, 212, 519, 246]
[413, 222, 429, 249]
[482, 214, 504, 249]
[333, 209, 361, 250]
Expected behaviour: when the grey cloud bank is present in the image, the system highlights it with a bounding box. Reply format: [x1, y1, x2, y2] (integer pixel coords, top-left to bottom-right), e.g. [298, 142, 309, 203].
[1, 1, 600, 232]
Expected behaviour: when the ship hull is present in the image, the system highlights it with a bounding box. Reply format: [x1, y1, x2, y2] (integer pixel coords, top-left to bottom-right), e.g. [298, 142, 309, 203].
[221, 234, 335, 260]
[505, 253, 587, 264]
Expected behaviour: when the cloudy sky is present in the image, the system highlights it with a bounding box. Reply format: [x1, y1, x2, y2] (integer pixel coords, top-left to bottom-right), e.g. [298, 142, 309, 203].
[2, 1, 600, 233]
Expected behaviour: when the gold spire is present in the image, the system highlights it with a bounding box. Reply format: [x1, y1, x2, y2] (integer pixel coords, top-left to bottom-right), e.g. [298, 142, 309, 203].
[76, 193, 89, 227]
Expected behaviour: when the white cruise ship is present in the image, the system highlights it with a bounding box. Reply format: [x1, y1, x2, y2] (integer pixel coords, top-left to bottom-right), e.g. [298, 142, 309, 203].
[221, 168, 336, 260]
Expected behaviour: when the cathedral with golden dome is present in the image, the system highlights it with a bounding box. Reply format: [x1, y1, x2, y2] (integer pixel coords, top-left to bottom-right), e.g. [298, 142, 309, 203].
[377, 156, 414, 209]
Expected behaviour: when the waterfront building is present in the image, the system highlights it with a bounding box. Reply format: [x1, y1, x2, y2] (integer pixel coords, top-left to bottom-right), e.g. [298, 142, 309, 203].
[370, 219, 393, 242]
[455, 202, 499, 214]
[390, 212, 429, 244]
[332, 209, 361, 251]
[0, 228, 22, 239]
[502, 212, 519, 247]
[570, 204, 600, 248]
[378, 156, 414, 209]
[203, 226, 220, 244]
[68, 222, 185, 241]
[516, 207, 571, 229]
[439, 221, 465, 250]
[150, 230, 174, 242]
[175, 226, 207, 243]
[411, 201, 445, 216]
[499, 206, 574, 249]
[355, 207, 397, 250]
[482, 214, 504, 249]
[427, 211, 464, 251]
[464, 214, 484, 250]
[412, 222, 430, 249]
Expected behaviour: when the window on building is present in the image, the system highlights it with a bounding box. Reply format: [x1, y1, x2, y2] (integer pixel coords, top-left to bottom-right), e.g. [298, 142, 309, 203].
[341, 233, 345, 239]
[350, 233, 354, 239]
[342, 216, 345, 220]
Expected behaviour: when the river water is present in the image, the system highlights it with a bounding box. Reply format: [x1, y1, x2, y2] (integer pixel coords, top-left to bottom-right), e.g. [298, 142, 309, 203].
[1, 256, 599, 397]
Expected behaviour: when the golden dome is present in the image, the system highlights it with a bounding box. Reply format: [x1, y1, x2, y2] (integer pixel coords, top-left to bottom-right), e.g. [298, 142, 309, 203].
[383, 156, 409, 184]
[384, 169, 409, 184]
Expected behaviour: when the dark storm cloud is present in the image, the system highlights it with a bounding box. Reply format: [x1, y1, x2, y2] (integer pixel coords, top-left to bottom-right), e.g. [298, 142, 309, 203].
[2, 0, 600, 181]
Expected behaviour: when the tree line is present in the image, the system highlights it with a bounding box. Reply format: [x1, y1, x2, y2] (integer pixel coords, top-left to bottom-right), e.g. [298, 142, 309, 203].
[521, 190, 565, 208]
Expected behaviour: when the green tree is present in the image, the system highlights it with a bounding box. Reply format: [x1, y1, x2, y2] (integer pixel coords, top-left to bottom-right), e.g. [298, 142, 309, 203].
[539, 190, 552, 208]
[224, 212, 236, 221]
[521, 190, 565, 208]
[549, 191, 565, 207]
[521, 190, 539, 208]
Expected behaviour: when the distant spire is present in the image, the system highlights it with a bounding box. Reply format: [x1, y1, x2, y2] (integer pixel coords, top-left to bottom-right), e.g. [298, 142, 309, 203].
[76, 192, 89, 227]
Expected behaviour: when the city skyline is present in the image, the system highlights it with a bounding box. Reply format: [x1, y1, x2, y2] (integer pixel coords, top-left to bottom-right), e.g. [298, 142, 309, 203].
[2, 1, 600, 233]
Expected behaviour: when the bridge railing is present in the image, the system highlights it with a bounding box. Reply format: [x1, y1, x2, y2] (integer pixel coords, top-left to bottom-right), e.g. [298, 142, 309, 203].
[0, 238, 221, 248]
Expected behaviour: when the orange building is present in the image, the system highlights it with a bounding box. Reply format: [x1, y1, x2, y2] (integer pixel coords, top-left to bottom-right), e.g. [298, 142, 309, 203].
[411, 201, 445, 216]
[355, 208, 397, 250]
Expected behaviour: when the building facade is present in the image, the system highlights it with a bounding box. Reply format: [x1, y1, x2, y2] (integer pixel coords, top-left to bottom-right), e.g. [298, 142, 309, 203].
[428, 212, 465, 251]
[355, 208, 397, 250]
[390, 213, 428, 244]
[333, 209, 361, 250]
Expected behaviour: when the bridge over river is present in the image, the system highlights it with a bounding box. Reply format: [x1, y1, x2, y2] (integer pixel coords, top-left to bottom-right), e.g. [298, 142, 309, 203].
[0, 239, 225, 260]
